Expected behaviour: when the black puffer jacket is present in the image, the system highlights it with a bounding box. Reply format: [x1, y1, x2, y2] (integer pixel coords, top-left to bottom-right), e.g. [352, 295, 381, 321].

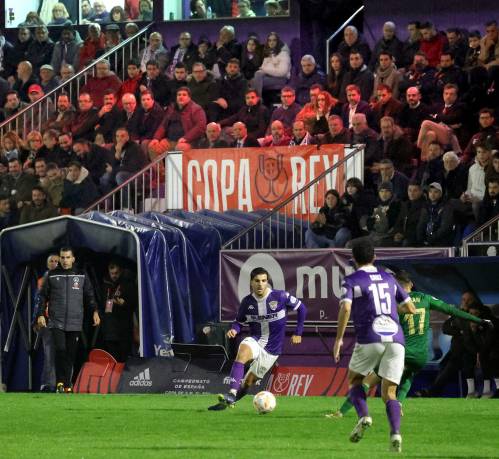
[36, 266, 97, 331]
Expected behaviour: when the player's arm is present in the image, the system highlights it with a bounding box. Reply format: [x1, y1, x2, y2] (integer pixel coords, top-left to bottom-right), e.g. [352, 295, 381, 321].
[227, 302, 247, 338]
[291, 302, 307, 344]
[398, 298, 416, 315]
[285, 292, 307, 344]
[430, 297, 484, 325]
[395, 279, 416, 314]
[333, 299, 351, 363]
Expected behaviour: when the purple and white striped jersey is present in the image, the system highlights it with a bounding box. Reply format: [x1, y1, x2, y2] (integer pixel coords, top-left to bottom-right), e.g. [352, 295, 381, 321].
[340, 265, 410, 345]
[232, 289, 304, 355]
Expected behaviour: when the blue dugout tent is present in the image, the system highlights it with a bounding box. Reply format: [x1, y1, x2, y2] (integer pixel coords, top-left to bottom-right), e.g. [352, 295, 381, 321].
[0, 212, 218, 391]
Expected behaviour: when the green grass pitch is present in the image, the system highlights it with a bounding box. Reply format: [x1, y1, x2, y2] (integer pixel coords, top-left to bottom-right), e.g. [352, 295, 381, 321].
[0, 394, 498, 458]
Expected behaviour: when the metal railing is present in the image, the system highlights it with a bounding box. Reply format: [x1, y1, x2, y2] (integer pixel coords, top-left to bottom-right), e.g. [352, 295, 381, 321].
[325, 5, 365, 75]
[0, 22, 154, 137]
[84, 150, 181, 214]
[461, 214, 499, 256]
[222, 145, 364, 250]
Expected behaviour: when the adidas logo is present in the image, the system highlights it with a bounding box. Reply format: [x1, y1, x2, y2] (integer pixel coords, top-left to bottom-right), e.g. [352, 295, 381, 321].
[248, 305, 255, 310]
[129, 368, 153, 387]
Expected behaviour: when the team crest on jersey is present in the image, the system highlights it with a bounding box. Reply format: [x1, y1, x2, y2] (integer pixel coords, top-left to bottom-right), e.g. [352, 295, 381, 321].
[269, 301, 278, 310]
[72, 277, 80, 289]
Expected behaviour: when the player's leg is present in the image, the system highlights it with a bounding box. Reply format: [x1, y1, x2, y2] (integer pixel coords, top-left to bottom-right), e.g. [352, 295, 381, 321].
[228, 342, 254, 395]
[234, 371, 259, 401]
[347, 371, 373, 442]
[345, 343, 385, 442]
[381, 378, 403, 453]
[396, 371, 414, 404]
[236, 346, 279, 401]
[327, 371, 380, 418]
[378, 343, 405, 453]
[208, 340, 254, 410]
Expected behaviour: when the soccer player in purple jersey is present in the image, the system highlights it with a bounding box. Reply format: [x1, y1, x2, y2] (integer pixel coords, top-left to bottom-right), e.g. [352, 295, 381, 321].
[208, 266, 307, 410]
[333, 239, 416, 453]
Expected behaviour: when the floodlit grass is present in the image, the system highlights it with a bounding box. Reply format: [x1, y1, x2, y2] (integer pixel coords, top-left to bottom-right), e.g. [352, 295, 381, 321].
[0, 394, 498, 458]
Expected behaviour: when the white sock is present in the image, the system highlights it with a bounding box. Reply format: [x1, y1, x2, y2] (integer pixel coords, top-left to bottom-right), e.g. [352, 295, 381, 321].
[483, 380, 491, 394]
[466, 378, 475, 394]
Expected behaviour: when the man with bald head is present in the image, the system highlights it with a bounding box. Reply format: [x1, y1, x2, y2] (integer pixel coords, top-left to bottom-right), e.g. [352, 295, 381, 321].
[12, 61, 37, 102]
[260, 120, 291, 147]
[399, 86, 431, 142]
[196, 123, 229, 149]
[166, 32, 197, 77]
[231, 122, 259, 148]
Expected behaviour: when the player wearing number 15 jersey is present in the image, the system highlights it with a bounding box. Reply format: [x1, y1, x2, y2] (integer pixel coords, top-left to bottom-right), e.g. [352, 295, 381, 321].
[330, 271, 485, 419]
[333, 239, 415, 453]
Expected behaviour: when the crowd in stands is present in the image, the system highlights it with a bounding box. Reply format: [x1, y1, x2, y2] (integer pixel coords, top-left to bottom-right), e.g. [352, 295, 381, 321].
[0, 18, 498, 248]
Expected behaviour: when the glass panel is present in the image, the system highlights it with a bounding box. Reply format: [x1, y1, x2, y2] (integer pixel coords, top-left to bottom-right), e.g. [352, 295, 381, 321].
[4, 0, 155, 28]
[164, 0, 290, 21]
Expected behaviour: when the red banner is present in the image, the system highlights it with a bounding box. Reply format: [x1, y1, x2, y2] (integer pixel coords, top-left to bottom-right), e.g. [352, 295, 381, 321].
[181, 145, 346, 213]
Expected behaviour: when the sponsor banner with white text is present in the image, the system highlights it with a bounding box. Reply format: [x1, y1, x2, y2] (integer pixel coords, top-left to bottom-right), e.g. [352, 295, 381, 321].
[173, 145, 363, 215]
[118, 356, 269, 394]
[220, 248, 453, 323]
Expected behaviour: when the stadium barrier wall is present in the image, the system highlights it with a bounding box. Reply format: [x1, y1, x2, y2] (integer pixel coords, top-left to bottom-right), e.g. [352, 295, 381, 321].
[219, 248, 453, 324]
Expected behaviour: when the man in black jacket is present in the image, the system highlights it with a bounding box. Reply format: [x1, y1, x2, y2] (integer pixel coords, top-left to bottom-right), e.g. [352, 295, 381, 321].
[231, 122, 260, 148]
[213, 58, 248, 121]
[108, 127, 149, 199]
[477, 178, 499, 226]
[392, 182, 426, 246]
[195, 122, 229, 149]
[127, 90, 165, 144]
[95, 90, 126, 144]
[319, 115, 351, 144]
[417, 182, 456, 246]
[137, 60, 170, 107]
[220, 89, 270, 139]
[36, 247, 100, 392]
[100, 261, 137, 362]
[72, 139, 114, 190]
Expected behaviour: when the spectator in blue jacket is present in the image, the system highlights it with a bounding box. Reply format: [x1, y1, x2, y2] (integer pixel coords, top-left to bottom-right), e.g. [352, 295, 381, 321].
[289, 55, 326, 106]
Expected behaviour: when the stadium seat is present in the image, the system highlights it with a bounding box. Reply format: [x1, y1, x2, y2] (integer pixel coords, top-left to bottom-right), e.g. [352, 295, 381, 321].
[74, 349, 125, 394]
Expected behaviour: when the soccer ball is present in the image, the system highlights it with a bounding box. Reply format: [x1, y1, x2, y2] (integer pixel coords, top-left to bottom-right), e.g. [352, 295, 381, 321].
[253, 391, 276, 414]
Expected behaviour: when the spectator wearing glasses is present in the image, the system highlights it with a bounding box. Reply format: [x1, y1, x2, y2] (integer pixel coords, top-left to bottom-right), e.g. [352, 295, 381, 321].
[269, 87, 301, 136]
[69, 92, 99, 141]
[166, 32, 197, 77]
[139, 32, 168, 73]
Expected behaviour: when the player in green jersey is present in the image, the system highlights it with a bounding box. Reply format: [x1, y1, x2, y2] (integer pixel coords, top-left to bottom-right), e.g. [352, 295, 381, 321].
[327, 271, 490, 418]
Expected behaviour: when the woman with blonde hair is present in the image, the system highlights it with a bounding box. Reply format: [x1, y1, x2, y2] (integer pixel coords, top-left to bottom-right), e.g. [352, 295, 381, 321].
[48, 3, 72, 26]
[23, 130, 44, 171]
[1, 131, 24, 162]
